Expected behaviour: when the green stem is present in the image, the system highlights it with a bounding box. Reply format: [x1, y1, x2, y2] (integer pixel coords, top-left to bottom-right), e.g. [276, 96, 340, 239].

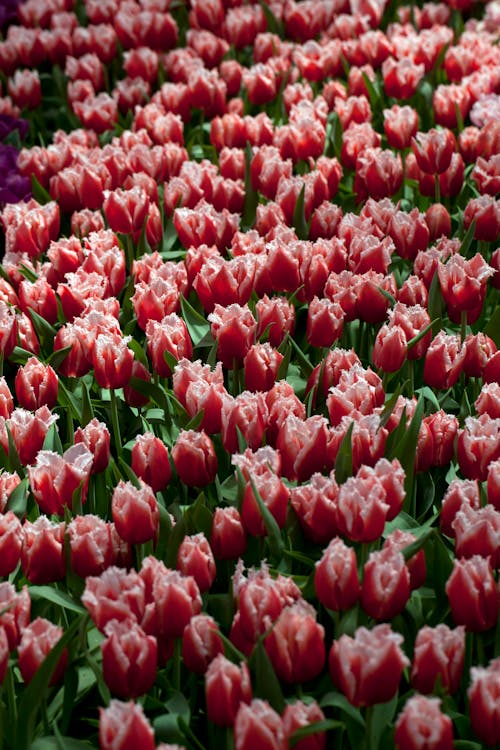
[434, 173, 441, 205]
[109, 388, 122, 458]
[460, 309, 468, 346]
[365, 704, 373, 750]
[125, 234, 135, 273]
[173, 637, 182, 692]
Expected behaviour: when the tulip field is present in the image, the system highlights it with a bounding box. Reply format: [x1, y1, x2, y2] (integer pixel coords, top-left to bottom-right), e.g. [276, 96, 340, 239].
[0, 0, 500, 747]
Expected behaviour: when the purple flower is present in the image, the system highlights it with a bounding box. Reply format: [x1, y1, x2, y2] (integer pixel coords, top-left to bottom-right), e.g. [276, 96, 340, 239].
[0, 114, 29, 143]
[0, 144, 31, 207]
[0, 0, 23, 30]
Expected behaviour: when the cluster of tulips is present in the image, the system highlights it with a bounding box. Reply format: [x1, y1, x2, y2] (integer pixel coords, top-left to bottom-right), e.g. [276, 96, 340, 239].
[0, 0, 499, 748]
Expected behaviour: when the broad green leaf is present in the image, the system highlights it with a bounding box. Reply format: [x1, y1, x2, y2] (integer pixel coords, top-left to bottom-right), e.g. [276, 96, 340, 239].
[42, 423, 63, 454]
[484, 306, 500, 347]
[370, 696, 398, 750]
[8, 346, 32, 365]
[48, 346, 74, 372]
[320, 692, 365, 727]
[28, 586, 86, 614]
[31, 738, 93, 750]
[334, 421, 354, 485]
[31, 176, 52, 205]
[289, 719, 342, 747]
[28, 308, 58, 342]
[249, 638, 285, 713]
[293, 182, 309, 241]
[180, 295, 211, 347]
[459, 218, 476, 258]
[5, 476, 29, 518]
[244, 469, 284, 560]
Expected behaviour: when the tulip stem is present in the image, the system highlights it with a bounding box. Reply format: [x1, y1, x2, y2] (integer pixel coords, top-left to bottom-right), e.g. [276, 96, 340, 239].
[460, 309, 467, 345]
[109, 388, 122, 458]
[173, 636, 181, 692]
[125, 234, 135, 273]
[365, 704, 373, 750]
[434, 174, 441, 204]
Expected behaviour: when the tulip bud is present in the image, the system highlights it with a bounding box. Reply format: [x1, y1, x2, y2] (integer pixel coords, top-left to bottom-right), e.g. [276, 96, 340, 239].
[394, 695, 453, 750]
[74, 418, 111, 474]
[0, 511, 22, 577]
[234, 699, 287, 750]
[171, 430, 217, 487]
[21, 516, 66, 585]
[18, 617, 67, 686]
[445, 555, 498, 631]
[411, 624, 465, 695]
[282, 700, 326, 750]
[468, 658, 500, 747]
[131, 432, 171, 493]
[361, 548, 411, 621]
[101, 619, 157, 699]
[99, 699, 156, 750]
[315, 537, 360, 612]
[264, 601, 325, 684]
[14, 357, 58, 410]
[0, 582, 30, 650]
[111, 479, 160, 546]
[177, 533, 216, 593]
[182, 614, 224, 675]
[210, 506, 247, 560]
[205, 654, 252, 727]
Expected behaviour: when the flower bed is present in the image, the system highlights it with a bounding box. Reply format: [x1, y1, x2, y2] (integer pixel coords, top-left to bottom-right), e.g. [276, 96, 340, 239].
[0, 0, 499, 748]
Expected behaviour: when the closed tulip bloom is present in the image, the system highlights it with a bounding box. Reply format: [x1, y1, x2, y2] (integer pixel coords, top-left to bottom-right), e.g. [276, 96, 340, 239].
[255, 294, 296, 347]
[209, 303, 257, 369]
[146, 569, 202, 639]
[241, 466, 289, 537]
[355, 147, 403, 200]
[1, 405, 58, 467]
[82, 566, 145, 632]
[329, 624, 410, 707]
[411, 624, 465, 695]
[394, 695, 453, 750]
[315, 537, 360, 612]
[440, 478, 481, 538]
[177, 533, 216, 593]
[146, 314, 193, 378]
[210, 506, 247, 560]
[244, 343, 283, 392]
[475, 382, 500, 419]
[14, 357, 58, 411]
[277, 414, 329, 482]
[234, 699, 287, 750]
[0, 582, 30, 650]
[487, 459, 500, 510]
[182, 614, 224, 675]
[18, 617, 67, 686]
[28, 444, 93, 516]
[265, 601, 325, 684]
[131, 432, 171, 493]
[457, 414, 500, 482]
[0, 511, 22, 577]
[99, 700, 156, 750]
[437, 253, 493, 323]
[383, 104, 419, 150]
[425, 203, 451, 241]
[221, 391, 268, 454]
[237, 572, 283, 643]
[21, 516, 65, 584]
[424, 410, 458, 468]
[372, 324, 407, 373]
[389, 208, 430, 261]
[462, 333, 497, 379]
[282, 700, 326, 750]
[74, 418, 111, 474]
[101, 619, 157, 699]
[463, 195, 500, 243]
[172, 430, 217, 487]
[290, 472, 340, 545]
[111, 479, 160, 546]
[361, 548, 411, 621]
[468, 658, 500, 747]
[445, 556, 498, 631]
[412, 128, 456, 174]
[423, 332, 465, 390]
[68, 514, 115, 578]
[383, 529, 426, 590]
[205, 654, 252, 727]
[453, 503, 500, 568]
[336, 473, 389, 544]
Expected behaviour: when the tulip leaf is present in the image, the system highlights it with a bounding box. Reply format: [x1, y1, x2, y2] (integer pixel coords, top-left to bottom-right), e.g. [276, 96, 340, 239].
[249, 638, 285, 714]
[8, 346, 31, 365]
[400, 528, 435, 562]
[293, 182, 309, 240]
[28, 308, 58, 342]
[377, 385, 402, 429]
[28, 586, 86, 615]
[289, 719, 342, 746]
[80, 380, 94, 426]
[42, 423, 63, 454]
[117, 457, 142, 488]
[257, 0, 284, 37]
[320, 692, 365, 727]
[180, 295, 211, 347]
[406, 319, 435, 353]
[242, 142, 258, 230]
[126, 338, 149, 368]
[244, 469, 285, 560]
[393, 394, 424, 511]
[369, 696, 398, 750]
[287, 334, 314, 377]
[48, 346, 74, 372]
[484, 305, 500, 347]
[31, 176, 52, 205]
[57, 380, 83, 423]
[5, 477, 28, 518]
[459, 217, 476, 258]
[31, 738, 93, 750]
[334, 421, 354, 485]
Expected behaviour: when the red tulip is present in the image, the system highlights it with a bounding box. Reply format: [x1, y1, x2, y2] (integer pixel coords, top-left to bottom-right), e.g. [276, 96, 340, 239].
[18, 617, 67, 686]
[290, 472, 340, 545]
[468, 658, 500, 747]
[361, 547, 411, 621]
[209, 303, 256, 369]
[282, 700, 326, 750]
[82, 566, 146, 632]
[21, 516, 66, 584]
[445, 555, 498, 631]
[0, 582, 30, 650]
[28, 444, 93, 516]
[68, 514, 115, 578]
[74, 418, 111, 474]
[131, 432, 171, 493]
[99, 700, 156, 750]
[265, 601, 325, 684]
[111, 479, 160, 546]
[453, 503, 500, 568]
[394, 695, 453, 750]
[182, 614, 224, 675]
[411, 624, 465, 695]
[234, 699, 287, 750]
[177, 533, 216, 593]
[210, 506, 247, 560]
[315, 537, 359, 612]
[457, 414, 500, 482]
[423, 332, 465, 390]
[329, 624, 410, 707]
[101, 619, 157, 698]
[412, 128, 456, 174]
[205, 654, 252, 727]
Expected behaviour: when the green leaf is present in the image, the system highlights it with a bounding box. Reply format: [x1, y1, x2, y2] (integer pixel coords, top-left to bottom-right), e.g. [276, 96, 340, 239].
[242, 142, 258, 230]
[257, 0, 284, 37]
[406, 320, 435, 353]
[28, 586, 86, 614]
[31, 176, 52, 205]
[484, 305, 500, 348]
[57, 380, 83, 423]
[31, 738, 94, 750]
[459, 218, 476, 258]
[117, 457, 142, 488]
[126, 338, 149, 368]
[80, 380, 94, 426]
[334, 421, 354, 485]
[48, 346, 74, 372]
[377, 386, 402, 430]
[180, 295, 211, 347]
[400, 528, 435, 562]
[249, 638, 285, 713]
[320, 692, 365, 727]
[28, 308, 58, 342]
[370, 697, 398, 750]
[244, 468, 284, 560]
[8, 346, 32, 365]
[286, 334, 313, 378]
[5, 476, 29, 518]
[42, 423, 63, 454]
[293, 182, 309, 241]
[393, 394, 424, 512]
[289, 719, 342, 747]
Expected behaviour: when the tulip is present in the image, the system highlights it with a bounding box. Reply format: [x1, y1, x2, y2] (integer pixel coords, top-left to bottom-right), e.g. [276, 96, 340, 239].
[0, 582, 30, 650]
[131, 432, 171, 493]
[21, 516, 66, 585]
[315, 537, 359, 612]
[99, 700, 156, 750]
[445, 555, 498, 631]
[171, 430, 217, 487]
[411, 624, 465, 695]
[264, 601, 325, 684]
[74, 418, 111, 474]
[457, 414, 500, 482]
[383, 529, 426, 590]
[177, 533, 216, 593]
[81, 566, 146, 632]
[182, 614, 224, 675]
[394, 695, 453, 750]
[361, 548, 411, 621]
[234, 699, 287, 750]
[205, 654, 252, 727]
[468, 658, 500, 747]
[68, 514, 116, 578]
[282, 700, 326, 750]
[210, 506, 247, 560]
[453, 504, 500, 568]
[111, 479, 160, 546]
[101, 619, 157, 699]
[290, 472, 339, 545]
[18, 617, 67, 686]
[329, 624, 410, 707]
